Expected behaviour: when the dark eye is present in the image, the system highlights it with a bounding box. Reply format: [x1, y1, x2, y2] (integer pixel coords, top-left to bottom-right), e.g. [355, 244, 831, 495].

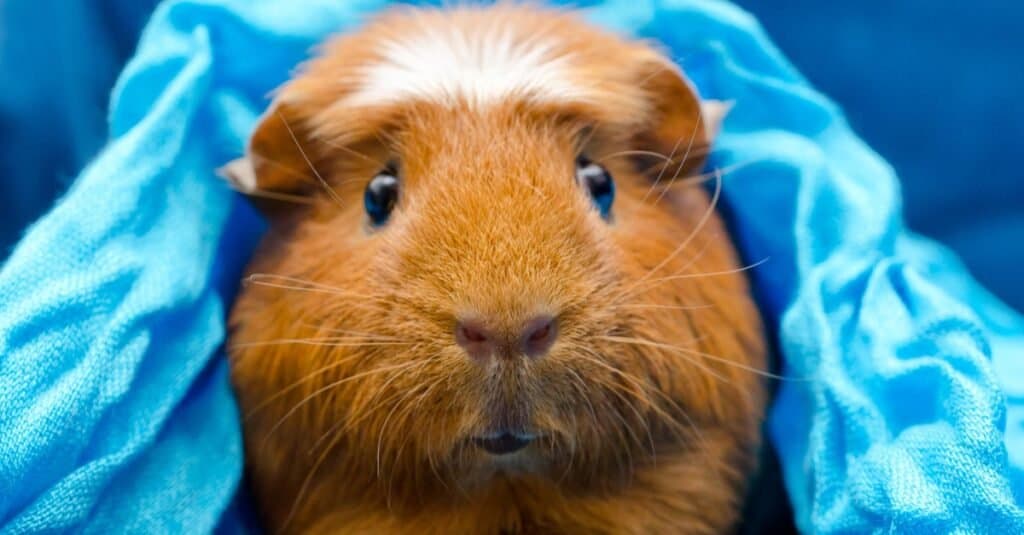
[576, 156, 614, 219]
[364, 167, 399, 226]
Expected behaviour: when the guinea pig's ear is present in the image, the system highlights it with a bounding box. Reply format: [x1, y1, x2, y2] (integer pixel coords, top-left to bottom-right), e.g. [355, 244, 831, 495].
[700, 99, 732, 143]
[218, 101, 320, 216]
[632, 59, 729, 181]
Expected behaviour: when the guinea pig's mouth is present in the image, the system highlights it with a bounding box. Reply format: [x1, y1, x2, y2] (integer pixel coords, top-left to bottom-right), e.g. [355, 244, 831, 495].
[471, 431, 538, 455]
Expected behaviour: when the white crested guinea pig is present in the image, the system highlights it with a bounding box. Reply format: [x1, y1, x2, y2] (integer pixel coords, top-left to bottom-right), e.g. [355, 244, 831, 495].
[223, 4, 767, 534]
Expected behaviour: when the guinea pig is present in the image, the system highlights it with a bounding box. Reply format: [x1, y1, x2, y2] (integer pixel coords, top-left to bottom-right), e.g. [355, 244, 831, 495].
[222, 4, 767, 534]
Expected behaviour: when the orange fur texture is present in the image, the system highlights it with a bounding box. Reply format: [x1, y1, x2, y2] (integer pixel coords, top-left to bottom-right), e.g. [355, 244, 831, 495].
[227, 5, 767, 534]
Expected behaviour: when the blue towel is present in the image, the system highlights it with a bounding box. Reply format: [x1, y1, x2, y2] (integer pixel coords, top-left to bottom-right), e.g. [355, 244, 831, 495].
[0, 1, 1021, 533]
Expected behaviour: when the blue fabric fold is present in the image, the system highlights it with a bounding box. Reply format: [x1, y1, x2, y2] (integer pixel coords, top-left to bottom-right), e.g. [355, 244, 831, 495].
[1, 0, 1021, 532]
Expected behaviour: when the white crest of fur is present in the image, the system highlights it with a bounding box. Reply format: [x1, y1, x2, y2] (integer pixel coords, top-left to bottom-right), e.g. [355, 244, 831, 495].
[344, 24, 587, 108]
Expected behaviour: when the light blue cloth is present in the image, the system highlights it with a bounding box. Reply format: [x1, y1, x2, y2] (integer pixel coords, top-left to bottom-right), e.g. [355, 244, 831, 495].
[0, 0, 1021, 533]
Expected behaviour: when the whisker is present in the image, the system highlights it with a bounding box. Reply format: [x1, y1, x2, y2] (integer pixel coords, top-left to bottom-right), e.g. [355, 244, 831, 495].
[596, 334, 797, 381]
[243, 280, 343, 296]
[574, 349, 720, 478]
[652, 159, 757, 194]
[577, 348, 720, 429]
[652, 112, 705, 205]
[281, 430, 343, 532]
[573, 125, 600, 159]
[230, 338, 411, 350]
[581, 384, 639, 481]
[260, 361, 427, 447]
[620, 168, 723, 298]
[303, 324, 407, 342]
[309, 363, 436, 456]
[633, 257, 770, 291]
[559, 366, 599, 480]
[246, 273, 346, 293]
[564, 367, 601, 434]
[247, 150, 315, 183]
[277, 111, 346, 208]
[235, 188, 314, 205]
[385, 382, 441, 509]
[614, 303, 715, 312]
[595, 149, 672, 165]
[614, 231, 721, 306]
[593, 334, 732, 385]
[242, 353, 368, 421]
[630, 146, 717, 176]
[244, 274, 393, 305]
[376, 394, 409, 480]
[556, 409, 580, 485]
[641, 133, 685, 203]
[317, 136, 378, 164]
[574, 350, 660, 456]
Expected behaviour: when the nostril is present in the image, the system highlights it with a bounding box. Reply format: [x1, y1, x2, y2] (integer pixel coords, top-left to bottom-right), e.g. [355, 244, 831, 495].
[528, 321, 551, 342]
[520, 315, 557, 358]
[457, 322, 489, 344]
[455, 320, 494, 361]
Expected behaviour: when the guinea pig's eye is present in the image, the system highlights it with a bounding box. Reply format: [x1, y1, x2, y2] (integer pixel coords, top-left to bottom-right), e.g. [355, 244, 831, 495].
[364, 167, 399, 226]
[575, 156, 614, 219]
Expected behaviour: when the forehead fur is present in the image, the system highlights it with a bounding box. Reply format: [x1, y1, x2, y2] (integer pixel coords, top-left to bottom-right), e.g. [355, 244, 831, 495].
[276, 5, 677, 143]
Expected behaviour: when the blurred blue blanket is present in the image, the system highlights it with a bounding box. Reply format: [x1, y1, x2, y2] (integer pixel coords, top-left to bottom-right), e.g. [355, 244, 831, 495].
[0, 0, 1021, 533]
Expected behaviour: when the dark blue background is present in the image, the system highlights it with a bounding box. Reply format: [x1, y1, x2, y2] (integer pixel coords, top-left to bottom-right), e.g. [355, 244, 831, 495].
[736, 0, 1024, 310]
[1, 0, 1021, 310]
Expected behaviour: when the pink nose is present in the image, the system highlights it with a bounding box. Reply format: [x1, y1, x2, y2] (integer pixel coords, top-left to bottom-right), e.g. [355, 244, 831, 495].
[455, 315, 557, 362]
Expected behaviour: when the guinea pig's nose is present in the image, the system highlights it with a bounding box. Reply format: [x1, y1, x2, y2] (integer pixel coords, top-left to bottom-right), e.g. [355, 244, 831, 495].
[519, 315, 557, 358]
[455, 315, 557, 362]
